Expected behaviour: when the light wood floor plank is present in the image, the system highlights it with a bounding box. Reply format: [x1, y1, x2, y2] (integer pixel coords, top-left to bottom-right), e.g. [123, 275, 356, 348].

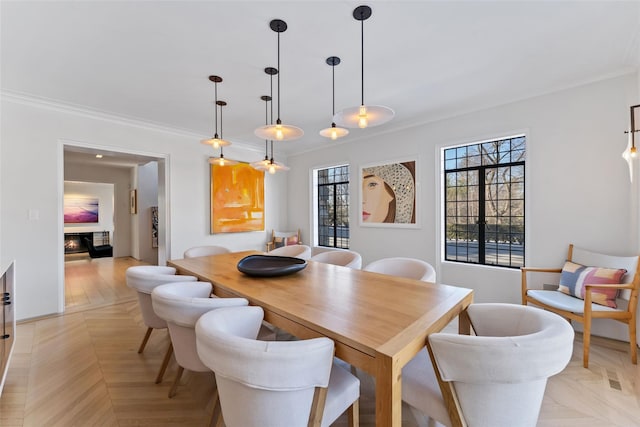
[1, 256, 639, 426]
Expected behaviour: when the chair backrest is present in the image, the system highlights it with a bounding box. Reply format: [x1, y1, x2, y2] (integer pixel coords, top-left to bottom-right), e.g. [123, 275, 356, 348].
[569, 244, 640, 302]
[151, 281, 248, 372]
[429, 303, 574, 427]
[125, 266, 197, 329]
[272, 229, 301, 245]
[83, 237, 95, 251]
[310, 249, 362, 269]
[183, 245, 231, 258]
[267, 244, 312, 260]
[195, 306, 335, 427]
[364, 257, 436, 282]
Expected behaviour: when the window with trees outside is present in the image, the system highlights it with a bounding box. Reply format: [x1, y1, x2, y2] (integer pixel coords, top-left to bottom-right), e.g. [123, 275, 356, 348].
[316, 165, 350, 249]
[444, 135, 525, 268]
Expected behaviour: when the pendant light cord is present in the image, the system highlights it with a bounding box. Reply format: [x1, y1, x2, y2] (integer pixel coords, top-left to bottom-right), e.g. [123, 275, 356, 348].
[219, 103, 223, 138]
[263, 98, 268, 159]
[360, 16, 364, 106]
[332, 62, 336, 116]
[270, 72, 274, 125]
[219, 103, 224, 157]
[277, 30, 281, 123]
[214, 82, 219, 136]
[632, 105, 637, 150]
[270, 72, 275, 161]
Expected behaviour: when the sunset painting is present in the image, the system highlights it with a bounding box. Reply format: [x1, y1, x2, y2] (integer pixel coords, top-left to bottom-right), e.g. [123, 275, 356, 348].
[64, 197, 99, 223]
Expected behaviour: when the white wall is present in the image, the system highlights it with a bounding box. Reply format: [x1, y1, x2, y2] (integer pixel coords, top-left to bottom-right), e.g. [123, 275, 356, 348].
[136, 161, 158, 264]
[288, 74, 639, 305]
[1, 97, 287, 320]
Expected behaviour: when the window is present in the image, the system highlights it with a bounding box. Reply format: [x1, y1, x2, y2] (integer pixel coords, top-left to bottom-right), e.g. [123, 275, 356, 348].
[316, 165, 350, 248]
[444, 135, 525, 268]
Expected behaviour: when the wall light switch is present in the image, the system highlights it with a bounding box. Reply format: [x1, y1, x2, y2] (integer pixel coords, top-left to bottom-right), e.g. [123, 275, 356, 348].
[28, 209, 39, 221]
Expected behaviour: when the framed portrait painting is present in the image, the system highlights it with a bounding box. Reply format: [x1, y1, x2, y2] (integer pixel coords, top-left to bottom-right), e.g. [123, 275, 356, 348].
[359, 158, 418, 228]
[210, 162, 265, 233]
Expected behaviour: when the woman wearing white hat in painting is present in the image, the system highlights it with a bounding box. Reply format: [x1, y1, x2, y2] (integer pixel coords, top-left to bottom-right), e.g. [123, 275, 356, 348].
[362, 162, 415, 224]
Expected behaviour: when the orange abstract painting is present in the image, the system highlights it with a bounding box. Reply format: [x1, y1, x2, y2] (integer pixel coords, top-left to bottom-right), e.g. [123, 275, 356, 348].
[210, 162, 265, 233]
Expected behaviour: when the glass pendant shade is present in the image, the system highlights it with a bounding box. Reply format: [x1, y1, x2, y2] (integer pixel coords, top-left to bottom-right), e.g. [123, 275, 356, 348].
[334, 5, 394, 129]
[333, 104, 394, 129]
[253, 19, 303, 141]
[208, 154, 237, 166]
[251, 157, 271, 171]
[267, 159, 290, 174]
[200, 136, 231, 149]
[255, 120, 304, 141]
[320, 123, 350, 140]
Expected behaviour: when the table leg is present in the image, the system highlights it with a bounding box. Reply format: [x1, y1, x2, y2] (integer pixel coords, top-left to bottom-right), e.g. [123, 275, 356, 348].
[458, 308, 471, 335]
[375, 353, 402, 427]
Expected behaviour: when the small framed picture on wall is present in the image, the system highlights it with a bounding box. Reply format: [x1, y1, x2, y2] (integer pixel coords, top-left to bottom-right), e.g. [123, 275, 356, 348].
[151, 206, 158, 248]
[130, 189, 137, 214]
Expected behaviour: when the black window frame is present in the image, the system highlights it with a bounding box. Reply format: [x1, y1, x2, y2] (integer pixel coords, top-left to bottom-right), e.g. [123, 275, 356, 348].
[316, 165, 350, 249]
[444, 135, 525, 268]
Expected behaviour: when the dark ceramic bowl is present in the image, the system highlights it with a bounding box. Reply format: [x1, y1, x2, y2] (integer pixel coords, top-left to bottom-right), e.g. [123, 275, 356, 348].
[237, 255, 307, 277]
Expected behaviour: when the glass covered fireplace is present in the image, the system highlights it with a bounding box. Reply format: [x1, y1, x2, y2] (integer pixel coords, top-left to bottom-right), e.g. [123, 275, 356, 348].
[64, 232, 94, 254]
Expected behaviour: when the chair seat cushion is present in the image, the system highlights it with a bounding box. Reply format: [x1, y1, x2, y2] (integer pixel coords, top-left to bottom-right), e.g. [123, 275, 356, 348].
[558, 261, 626, 308]
[527, 289, 620, 313]
[322, 362, 360, 427]
[402, 348, 451, 426]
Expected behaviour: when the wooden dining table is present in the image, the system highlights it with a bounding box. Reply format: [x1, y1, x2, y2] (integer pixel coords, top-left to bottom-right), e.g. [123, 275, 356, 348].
[168, 250, 473, 427]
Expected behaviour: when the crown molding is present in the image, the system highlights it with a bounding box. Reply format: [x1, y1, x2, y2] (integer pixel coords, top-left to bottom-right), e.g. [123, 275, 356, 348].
[1, 89, 212, 140]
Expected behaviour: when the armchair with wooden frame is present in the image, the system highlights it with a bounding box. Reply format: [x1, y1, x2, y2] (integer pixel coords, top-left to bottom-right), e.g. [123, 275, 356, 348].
[521, 243, 640, 368]
[265, 229, 302, 252]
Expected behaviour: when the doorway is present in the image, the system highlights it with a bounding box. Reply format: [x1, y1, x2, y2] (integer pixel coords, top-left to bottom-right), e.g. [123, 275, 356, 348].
[61, 141, 170, 312]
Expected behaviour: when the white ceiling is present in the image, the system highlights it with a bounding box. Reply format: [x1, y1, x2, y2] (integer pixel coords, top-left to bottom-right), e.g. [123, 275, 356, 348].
[2, 1, 640, 161]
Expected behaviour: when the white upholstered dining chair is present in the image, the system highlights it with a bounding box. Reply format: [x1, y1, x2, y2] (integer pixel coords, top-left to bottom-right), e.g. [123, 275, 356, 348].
[310, 249, 362, 269]
[151, 281, 250, 398]
[183, 245, 231, 258]
[363, 257, 436, 282]
[195, 306, 360, 427]
[402, 303, 574, 427]
[125, 265, 197, 383]
[267, 244, 312, 260]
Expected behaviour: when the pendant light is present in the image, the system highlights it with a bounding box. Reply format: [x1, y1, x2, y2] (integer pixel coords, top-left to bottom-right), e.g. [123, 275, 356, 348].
[250, 94, 272, 171]
[319, 56, 349, 140]
[265, 142, 290, 174]
[255, 67, 289, 174]
[334, 5, 394, 129]
[208, 100, 237, 166]
[622, 104, 640, 182]
[254, 19, 304, 141]
[252, 68, 278, 171]
[201, 75, 231, 149]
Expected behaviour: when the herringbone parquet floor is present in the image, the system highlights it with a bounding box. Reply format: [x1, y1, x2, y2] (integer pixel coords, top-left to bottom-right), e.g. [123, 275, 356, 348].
[1, 257, 639, 426]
